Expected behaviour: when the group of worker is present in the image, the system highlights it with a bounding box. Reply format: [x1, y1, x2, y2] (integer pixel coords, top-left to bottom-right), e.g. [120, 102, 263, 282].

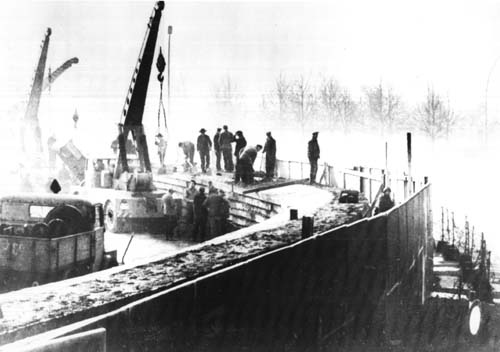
[161, 180, 230, 241]
[113, 125, 322, 185]
[177, 125, 281, 185]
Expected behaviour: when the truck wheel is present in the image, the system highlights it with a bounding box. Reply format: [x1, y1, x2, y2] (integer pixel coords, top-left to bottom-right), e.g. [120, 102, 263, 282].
[467, 300, 489, 344]
[104, 200, 118, 233]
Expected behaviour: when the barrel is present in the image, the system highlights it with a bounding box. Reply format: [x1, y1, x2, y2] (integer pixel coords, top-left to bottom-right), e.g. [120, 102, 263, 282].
[101, 170, 113, 188]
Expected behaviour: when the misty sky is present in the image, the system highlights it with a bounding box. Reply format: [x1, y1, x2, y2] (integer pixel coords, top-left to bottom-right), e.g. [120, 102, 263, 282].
[1, 0, 500, 148]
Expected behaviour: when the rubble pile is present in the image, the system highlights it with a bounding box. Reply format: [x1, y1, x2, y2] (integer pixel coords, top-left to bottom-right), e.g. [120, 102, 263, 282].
[0, 188, 367, 344]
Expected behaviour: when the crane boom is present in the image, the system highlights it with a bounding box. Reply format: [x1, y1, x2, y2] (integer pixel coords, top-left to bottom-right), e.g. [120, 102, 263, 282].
[23, 27, 51, 155]
[42, 57, 79, 91]
[115, 1, 164, 188]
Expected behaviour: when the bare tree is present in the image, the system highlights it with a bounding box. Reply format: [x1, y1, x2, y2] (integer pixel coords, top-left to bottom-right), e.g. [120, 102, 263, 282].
[275, 73, 291, 117]
[320, 78, 341, 127]
[213, 74, 242, 120]
[416, 88, 455, 140]
[289, 75, 317, 129]
[214, 75, 239, 106]
[364, 82, 401, 134]
[320, 78, 358, 131]
[336, 88, 357, 132]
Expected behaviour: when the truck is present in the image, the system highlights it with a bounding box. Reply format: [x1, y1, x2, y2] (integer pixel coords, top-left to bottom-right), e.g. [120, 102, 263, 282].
[0, 193, 116, 291]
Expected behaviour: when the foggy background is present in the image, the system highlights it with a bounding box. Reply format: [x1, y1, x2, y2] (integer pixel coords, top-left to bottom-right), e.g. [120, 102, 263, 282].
[1, 1, 500, 267]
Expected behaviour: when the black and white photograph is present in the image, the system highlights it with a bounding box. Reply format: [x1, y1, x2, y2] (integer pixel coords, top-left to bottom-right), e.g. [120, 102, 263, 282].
[0, 0, 499, 351]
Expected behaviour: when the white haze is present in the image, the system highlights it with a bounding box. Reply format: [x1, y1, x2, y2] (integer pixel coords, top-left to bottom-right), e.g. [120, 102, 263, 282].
[0, 1, 500, 266]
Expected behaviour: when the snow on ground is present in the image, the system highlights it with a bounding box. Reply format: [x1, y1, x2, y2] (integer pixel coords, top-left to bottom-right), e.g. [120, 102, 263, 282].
[104, 184, 332, 266]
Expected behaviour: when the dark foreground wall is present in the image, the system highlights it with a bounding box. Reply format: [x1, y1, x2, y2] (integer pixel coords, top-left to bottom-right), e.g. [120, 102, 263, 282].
[17, 216, 388, 351]
[8, 185, 437, 351]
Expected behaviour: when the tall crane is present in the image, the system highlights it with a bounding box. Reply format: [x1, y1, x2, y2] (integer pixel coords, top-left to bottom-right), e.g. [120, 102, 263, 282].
[43, 57, 79, 91]
[22, 27, 52, 155]
[114, 1, 164, 191]
[7, 57, 79, 119]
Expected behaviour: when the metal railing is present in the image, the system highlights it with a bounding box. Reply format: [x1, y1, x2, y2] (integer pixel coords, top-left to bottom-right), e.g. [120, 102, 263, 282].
[256, 157, 428, 204]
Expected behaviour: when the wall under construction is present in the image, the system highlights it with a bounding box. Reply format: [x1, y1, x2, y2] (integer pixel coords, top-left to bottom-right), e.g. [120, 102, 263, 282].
[2, 185, 436, 351]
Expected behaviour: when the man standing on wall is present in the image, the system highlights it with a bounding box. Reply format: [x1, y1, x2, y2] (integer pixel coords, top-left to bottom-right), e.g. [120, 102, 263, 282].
[219, 125, 234, 172]
[308, 132, 320, 184]
[213, 128, 222, 172]
[263, 131, 276, 180]
[197, 128, 212, 173]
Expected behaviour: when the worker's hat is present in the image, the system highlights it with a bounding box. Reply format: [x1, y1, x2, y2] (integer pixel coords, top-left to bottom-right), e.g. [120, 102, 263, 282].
[217, 127, 222, 131]
[200, 128, 206, 133]
[312, 131, 319, 136]
[156, 133, 163, 137]
[266, 131, 272, 136]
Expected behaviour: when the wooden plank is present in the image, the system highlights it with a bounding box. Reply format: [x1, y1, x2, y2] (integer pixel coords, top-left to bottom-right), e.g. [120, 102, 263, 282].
[241, 179, 307, 194]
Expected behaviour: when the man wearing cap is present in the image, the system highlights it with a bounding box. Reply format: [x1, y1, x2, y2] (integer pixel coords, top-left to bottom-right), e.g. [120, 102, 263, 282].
[374, 187, 394, 214]
[219, 125, 234, 172]
[233, 130, 247, 163]
[197, 128, 212, 173]
[263, 131, 276, 180]
[235, 145, 263, 184]
[307, 132, 320, 184]
[213, 128, 222, 172]
[161, 189, 177, 239]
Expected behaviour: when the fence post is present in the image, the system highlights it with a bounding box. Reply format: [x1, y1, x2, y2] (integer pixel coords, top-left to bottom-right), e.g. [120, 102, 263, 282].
[451, 212, 455, 247]
[359, 166, 365, 194]
[300, 162, 304, 180]
[464, 216, 469, 256]
[288, 161, 291, 180]
[343, 172, 346, 189]
[441, 207, 445, 242]
[446, 209, 450, 242]
[369, 172, 373, 203]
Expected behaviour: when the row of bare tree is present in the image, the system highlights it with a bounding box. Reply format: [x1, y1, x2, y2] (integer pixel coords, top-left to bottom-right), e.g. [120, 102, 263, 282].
[212, 74, 457, 140]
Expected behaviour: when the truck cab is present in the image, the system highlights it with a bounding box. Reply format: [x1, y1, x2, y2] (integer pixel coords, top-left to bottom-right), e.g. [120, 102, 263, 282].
[0, 193, 114, 291]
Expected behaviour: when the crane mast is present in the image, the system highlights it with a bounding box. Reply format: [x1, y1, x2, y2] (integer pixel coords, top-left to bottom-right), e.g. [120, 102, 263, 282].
[23, 27, 51, 155]
[115, 1, 164, 190]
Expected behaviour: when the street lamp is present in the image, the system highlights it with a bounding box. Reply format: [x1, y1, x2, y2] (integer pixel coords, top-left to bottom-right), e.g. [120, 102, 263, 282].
[167, 25, 172, 120]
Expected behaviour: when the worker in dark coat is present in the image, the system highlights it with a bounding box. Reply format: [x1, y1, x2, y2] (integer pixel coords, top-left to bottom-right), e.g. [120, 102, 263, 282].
[197, 128, 212, 173]
[263, 131, 276, 180]
[219, 190, 230, 234]
[161, 189, 177, 239]
[213, 128, 222, 172]
[219, 125, 234, 172]
[178, 141, 195, 169]
[184, 180, 197, 224]
[192, 187, 208, 241]
[233, 131, 247, 162]
[203, 191, 225, 239]
[374, 187, 395, 215]
[307, 132, 320, 184]
[235, 145, 263, 185]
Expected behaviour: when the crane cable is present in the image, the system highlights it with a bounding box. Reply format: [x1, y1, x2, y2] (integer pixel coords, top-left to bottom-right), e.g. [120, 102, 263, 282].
[156, 47, 167, 135]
